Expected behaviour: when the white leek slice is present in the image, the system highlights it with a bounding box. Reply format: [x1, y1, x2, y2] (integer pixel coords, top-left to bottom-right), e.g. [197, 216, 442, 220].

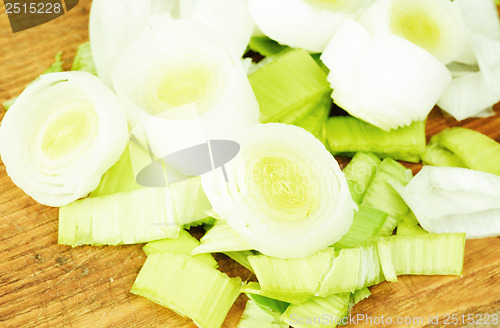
[358, 0, 466, 64]
[237, 299, 288, 328]
[191, 220, 252, 255]
[131, 253, 242, 328]
[248, 0, 348, 53]
[248, 248, 336, 304]
[281, 293, 351, 328]
[202, 123, 355, 259]
[394, 166, 500, 238]
[321, 19, 451, 130]
[0, 72, 127, 207]
[180, 0, 254, 59]
[113, 19, 258, 158]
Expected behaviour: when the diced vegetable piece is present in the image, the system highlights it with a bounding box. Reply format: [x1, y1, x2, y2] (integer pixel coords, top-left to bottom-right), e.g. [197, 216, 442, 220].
[281, 293, 351, 328]
[249, 49, 331, 123]
[376, 237, 398, 282]
[71, 42, 97, 75]
[131, 253, 242, 328]
[192, 220, 252, 255]
[425, 127, 500, 175]
[317, 244, 385, 296]
[248, 36, 289, 57]
[143, 230, 218, 268]
[294, 94, 330, 144]
[380, 233, 466, 276]
[326, 117, 426, 163]
[224, 251, 256, 273]
[342, 152, 381, 204]
[246, 293, 290, 315]
[352, 287, 371, 305]
[396, 222, 428, 236]
[333, 206, 388, 249]
[248, 248, 335, 304]
[237, 299, 288, 328]
[362, 158, 413, 235]
[422, 141, 467, 168]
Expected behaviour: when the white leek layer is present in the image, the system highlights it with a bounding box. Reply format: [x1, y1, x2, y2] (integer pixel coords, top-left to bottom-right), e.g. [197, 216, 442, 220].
[0, 72, 128, 206]
[438, 34, 500, 120]
[394, 166, 500, 238]
[248, 0, 349, 53]
[180, 0, 254, 59]
[321, 19, 451, 130]
[202, 123, 355, 259]
[113, 19, 259, 158]
[358, 0, 466, 64]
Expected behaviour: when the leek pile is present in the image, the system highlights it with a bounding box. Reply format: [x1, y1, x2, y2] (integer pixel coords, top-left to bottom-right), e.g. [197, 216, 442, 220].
[1, 0, 500, 328]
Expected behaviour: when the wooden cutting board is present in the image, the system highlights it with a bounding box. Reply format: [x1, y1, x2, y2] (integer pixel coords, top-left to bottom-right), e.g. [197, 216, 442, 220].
[1, 2, 500, 327]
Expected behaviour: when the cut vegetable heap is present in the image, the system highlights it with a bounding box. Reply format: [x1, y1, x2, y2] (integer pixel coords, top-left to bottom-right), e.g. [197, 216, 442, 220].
[0, 72, 128, 206]
[202, 123, 355, 259]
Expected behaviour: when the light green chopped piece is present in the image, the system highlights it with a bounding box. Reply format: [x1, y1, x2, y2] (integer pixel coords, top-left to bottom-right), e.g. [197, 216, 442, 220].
[224, 251, 255, 273]
[143, 230, 218, 268]
[352, 288, 371, 305]
[343, 152, 382, 204]
[377, 238, 398, 282]
[281, 293, 351, 328]
[248, 248, 336, 304]
[422, 142, 467, 168]
[248, 36, 289, 57]
[396, 222, 428, 236]
[71, 42, 97, 75]
[131, 253, 242, 328]
[237, 299, 289, 328]
[192, 220, 252, 255]
[294, 94, 330, 143]
[326, 117, 426, 163]
[246, 291, 290, 315]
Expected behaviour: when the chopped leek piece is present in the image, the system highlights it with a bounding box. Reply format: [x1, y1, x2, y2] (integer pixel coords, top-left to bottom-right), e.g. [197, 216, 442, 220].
[325, 117, 426, 163]
[90, 144, 142, 197]
[248, 248, 335, 304]
[317, 244, 385, 296]
[224, 251, 256, 273]
[131, 253, 242, 328]
[352, 287, 371, 305]
[248, 36, 289, 57]
[249, 49, 331, 123]
[0, 72, 128, 207]
[143, 230, 218, 268]
[422, 141, 468, 168]
[426, 127, 500, 176]
[237, 299, 288, 328]
[362, 158, 413, 235]
[333, 206, 388, 249]
[71, 42, 97, 75]
[394, 166, 500, 238]
[294, 94, 330, 144]
[248, 0, 348, 53]
[184, 217, 215, 230]
[191, 220, 252, 255]
[202, 123, 355, 259]
[396, 222, 427, 236]
[380, 233, 465, 276]
[281, 293, 351, 328]
[342, 152, 381, 204]
[3, 52, 64, 110]
[321, 19, 451, 130]
[376, 237, 398, 282]
[246, 293, 290, 315]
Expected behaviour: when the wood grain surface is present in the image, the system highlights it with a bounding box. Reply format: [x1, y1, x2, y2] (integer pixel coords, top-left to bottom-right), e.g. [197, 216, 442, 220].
[1, 1, 500, 327]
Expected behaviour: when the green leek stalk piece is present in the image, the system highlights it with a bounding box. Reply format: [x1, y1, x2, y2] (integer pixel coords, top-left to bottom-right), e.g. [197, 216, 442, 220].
[3, 52, 63, 110]
[191, 220, 252, 255]
[143, 230, 218, 268]
[248, 248, 336, 304]
[294, 94, 331, 143]
[352, 287, 371, 305]
[248, 36, 289, 57]
[396, 222, 428, 236]
[424, 127, 500, 175]
[249, 49, 331, 123]
[131, 253, 242, 328]
[71, 42, 97, 75]
[317, 244, 385, 296]
[281, 293, 351, 328]
[342, 152, 382, 204]
[325, 117, 426, 163]
[237, 299, 289, 328]
[422, 142, 467, 168]
[361, 158, 413, 235]
[246, 292, 290, 315]
[332, 205, 388, 249]
[379, 233, 466, 277]
[224, 251, 256, 273]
